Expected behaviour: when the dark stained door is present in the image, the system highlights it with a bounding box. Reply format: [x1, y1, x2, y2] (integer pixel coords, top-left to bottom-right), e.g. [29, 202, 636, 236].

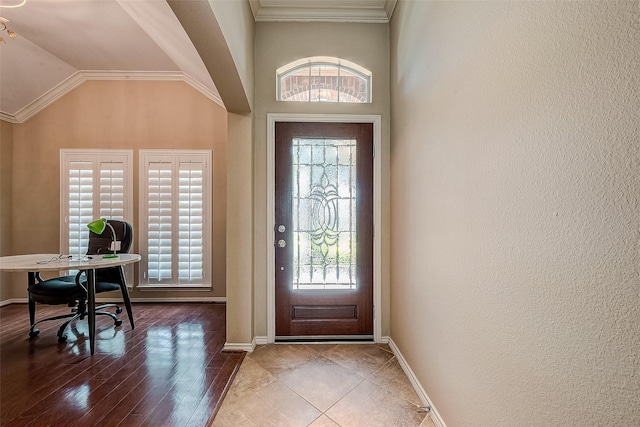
[275, 122, 373, 338]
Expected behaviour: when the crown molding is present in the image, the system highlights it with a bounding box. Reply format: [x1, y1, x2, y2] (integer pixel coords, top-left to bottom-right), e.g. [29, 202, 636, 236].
[1, 70, 224, 124]
[249, 0, 396, 23]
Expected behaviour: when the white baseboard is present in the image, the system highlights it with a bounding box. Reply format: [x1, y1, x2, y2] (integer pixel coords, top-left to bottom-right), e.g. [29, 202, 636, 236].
[0, 298, 24, 307]
[387, 338, 447, 427]
[255, 335, 268, 345]
[223, 337, 256, 353]
[126, 297, 226, 303]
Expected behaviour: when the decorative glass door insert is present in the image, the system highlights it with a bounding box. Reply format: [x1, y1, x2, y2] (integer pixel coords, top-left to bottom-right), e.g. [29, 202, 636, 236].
[275, 121, 373, 338]
[292, 137, 357, 290]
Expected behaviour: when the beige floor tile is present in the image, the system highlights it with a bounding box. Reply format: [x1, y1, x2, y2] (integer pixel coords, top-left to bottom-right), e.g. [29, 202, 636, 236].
[213, 380, 321, 427]
[308, 414, 341, 426]
[213, 344, 427, 427]
[280, 356, 365, 411]
[322, 344, 395, 378]
[248, 344, 319, 378]
[325, 379, 425, 427]
[369, 357, 422, 406]
[303, 343, 339, 355]
[223, 357, 277, 401]
[375, 343, 395, 354]
[420, 415, 437, 427]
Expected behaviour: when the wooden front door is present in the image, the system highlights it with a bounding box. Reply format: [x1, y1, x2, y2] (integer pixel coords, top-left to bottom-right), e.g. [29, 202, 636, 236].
[275, 122, 374, 338]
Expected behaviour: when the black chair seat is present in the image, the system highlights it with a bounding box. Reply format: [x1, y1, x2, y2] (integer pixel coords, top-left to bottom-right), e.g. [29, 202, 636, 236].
[29, 276, 84, 305]
[95, 281, 120, 293]
[29, 276, 121, 299]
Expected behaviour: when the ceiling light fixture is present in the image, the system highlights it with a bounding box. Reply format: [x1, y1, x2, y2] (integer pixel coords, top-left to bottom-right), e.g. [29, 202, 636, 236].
[0, 17, 16, 44]
[0, 0, 26, 8]
[0, 0, 26, 44]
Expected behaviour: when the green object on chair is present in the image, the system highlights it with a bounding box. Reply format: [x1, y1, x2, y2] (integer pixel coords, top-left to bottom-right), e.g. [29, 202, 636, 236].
[87, 218, 119, 258]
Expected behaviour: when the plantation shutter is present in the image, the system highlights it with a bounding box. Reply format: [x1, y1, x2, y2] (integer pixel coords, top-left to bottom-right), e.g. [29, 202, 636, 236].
[139, 150, 211, 288]
[147, 162, 173, 282]
[178, 162, 204, 282]
[99, 161, 126, 220]
[61, 150, 133, 261]
[68, 161, 94, 257]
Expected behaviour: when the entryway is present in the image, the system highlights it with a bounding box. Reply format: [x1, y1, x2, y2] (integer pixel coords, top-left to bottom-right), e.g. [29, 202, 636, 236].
[266, 114, 382, 343]
[274, 122, 374, 339]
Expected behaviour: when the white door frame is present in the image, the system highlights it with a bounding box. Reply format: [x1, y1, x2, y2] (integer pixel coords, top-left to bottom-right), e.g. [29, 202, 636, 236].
[266, 113, 382, 343]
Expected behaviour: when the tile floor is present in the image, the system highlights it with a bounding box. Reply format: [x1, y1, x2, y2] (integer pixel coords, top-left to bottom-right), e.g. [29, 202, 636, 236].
[212, 343, 436, 427]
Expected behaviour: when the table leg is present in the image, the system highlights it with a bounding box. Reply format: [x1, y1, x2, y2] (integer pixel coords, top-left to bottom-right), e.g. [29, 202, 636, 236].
[28, 272, 36, 326]
[27, 272, 38, 337]
[87, 268, 96, 355]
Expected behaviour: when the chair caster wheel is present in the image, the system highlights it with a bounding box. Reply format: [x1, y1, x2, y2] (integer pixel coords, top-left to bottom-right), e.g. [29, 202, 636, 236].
[58, 335, 67, 343]
[29, 329, 40, 338]
[115, 320, 123, 327]
[116, 307, 123, 314]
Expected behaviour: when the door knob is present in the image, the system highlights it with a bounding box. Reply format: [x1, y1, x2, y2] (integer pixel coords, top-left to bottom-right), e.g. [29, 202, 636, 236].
[277, 239, 286, 248]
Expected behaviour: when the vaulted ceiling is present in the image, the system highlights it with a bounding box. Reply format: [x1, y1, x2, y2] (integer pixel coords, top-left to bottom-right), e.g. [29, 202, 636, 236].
[0, 0, 395, 123]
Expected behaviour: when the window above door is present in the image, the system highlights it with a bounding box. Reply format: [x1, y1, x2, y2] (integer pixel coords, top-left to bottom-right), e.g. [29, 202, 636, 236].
[277, 57, 372, 103]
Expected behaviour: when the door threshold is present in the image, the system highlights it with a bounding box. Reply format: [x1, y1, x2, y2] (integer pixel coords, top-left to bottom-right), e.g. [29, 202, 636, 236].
[275, 335, 374, 343]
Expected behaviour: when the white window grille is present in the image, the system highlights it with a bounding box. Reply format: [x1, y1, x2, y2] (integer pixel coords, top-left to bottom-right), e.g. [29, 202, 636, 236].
[139, 150, 211, 288]
[277, 56, 372, 103]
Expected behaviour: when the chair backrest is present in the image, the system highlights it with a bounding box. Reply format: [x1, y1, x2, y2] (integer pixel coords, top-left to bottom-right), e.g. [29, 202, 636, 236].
[87, 220, 133, 284]
[87, 220, 133, 256]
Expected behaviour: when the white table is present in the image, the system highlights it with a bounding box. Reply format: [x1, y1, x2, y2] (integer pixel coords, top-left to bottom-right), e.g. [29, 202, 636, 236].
[0, 253, 141, 355]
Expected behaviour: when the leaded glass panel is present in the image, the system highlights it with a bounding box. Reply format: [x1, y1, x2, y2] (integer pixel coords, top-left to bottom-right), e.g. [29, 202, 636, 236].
[292, 137, 357, 290]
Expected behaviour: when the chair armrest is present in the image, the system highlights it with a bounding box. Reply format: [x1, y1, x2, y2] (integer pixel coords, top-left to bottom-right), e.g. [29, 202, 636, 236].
[74, 271, 88, 294]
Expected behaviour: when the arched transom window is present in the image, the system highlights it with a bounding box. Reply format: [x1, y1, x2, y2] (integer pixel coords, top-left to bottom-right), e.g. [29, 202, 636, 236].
[277, 57, 372, 103]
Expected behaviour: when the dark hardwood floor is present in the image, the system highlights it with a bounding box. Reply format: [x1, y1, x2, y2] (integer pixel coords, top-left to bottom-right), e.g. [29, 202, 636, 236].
[0, 302, 244, 426]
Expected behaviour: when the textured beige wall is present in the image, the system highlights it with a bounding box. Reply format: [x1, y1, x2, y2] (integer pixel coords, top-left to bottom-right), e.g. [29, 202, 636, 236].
[226, 112, 254, 345]
[253, 21, 391, 338]
[7, 80, 228, 301]
[390, 1, 639, 425]
[0, 120, 15, 301]
[209, 0, 255, 109]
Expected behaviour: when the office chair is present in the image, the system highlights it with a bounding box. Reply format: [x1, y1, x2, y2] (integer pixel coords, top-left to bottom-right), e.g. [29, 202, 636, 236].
[28, 220, 135, 343]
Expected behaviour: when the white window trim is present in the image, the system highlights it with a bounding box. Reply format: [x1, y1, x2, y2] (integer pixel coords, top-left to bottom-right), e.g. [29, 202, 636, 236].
[138, 149, 212, 290]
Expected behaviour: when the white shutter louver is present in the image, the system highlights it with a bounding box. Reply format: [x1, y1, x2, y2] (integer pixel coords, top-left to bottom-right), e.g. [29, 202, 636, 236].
[178, 162, 204, 281]
[68, 162, 94, 257]
[147, 163, 173, 282]
[99, 162, 125, 220]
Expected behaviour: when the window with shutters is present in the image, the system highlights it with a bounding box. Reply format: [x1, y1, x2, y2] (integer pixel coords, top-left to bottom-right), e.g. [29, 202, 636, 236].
[60, 150, 134, 277]
[139, 150, 212, 288]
